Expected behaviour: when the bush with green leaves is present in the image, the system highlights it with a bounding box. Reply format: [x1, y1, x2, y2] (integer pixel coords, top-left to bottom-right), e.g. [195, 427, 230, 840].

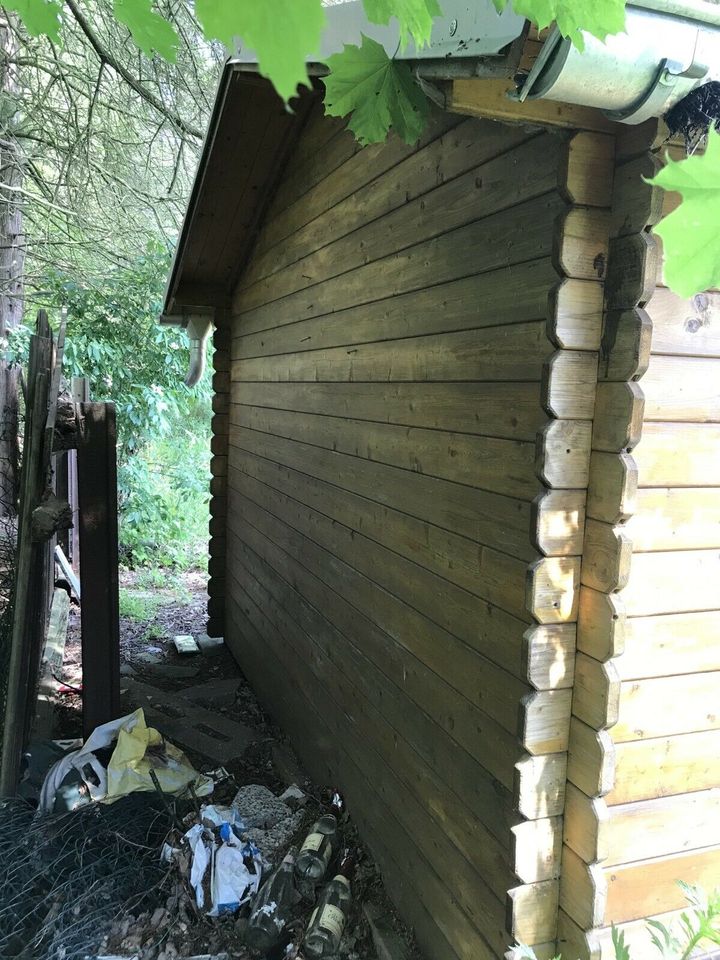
[512, 883, 720, 960]
[6, 244, 212, 570]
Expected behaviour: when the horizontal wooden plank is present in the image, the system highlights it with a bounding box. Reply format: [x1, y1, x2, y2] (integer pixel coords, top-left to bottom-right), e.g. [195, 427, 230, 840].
[586, 451, 637, 525]
[233, 192, 568, 333]
[626, 487, 720, 551]
[641, 354, 720, 422]
[231, 404, 540, 500]
[543, 350, 598, 420]
[566, 717, 615, 799]
[226, 595, 510, 960]
[645, 287, 720, 358]
[618, 610, 720, 679]
[563, 782, 609, 864]
[523, 624, 576, 691]
[507, 880, 560, 945]
[228, 478, 573, 752]
[244, 122, 540, 293]
[231, 380, 546, 442]
[525, 556, 580, 625]
[228, 424, 538, 560]
[622, 548, 720, 616]
[555, 207, 610, 282]
[240, 135, 565, 314]
[229, 442, 535, 630]
[232, 320, 553, 383]
[550, 278, 604, 352]
[614, 671, 720, 742]
[598, 308, 652, 383]
[532, 489, 586, 557]
[559, 844, 606, 930]
[605, 233, 660, 312]
[227, 511, 524, 807]
[561, 132, 616, 208]
[449, 78, 617, 133]
[536, 419, 593, 490]
[604, 845, 720, 924]
[609, 153, 663, 238]
[234, 259, 559, 361]
[577, 586, 625, 662]
[635, 422, 720, 487]
[515, 752, 567, 821]
[591, 381, 645, 453]
[572, 653, 620, 731]
[608, 729, 720, 804]
[604, 789, 720, 866]
[580, 519, 632, 594]
[255, 109, 461, 258]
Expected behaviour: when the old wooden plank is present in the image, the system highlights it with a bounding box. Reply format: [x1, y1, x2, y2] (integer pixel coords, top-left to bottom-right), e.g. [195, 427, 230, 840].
[233, 191, 567, 331]
[229, 424, 538, 560]
[622, 548, 720, 616]
[614, 671, 720, 742]
[536, 419, 593, 490]
[232, 380, 546, 442]
[644, 287, 720, 357]
[532, 489, 585, 557]
[555, 208, 611, 282]
[580, 519, 632, 594]
[605, 233, 660, 311]
[627, 487, 720, 551]
[525, 556, 580, 625]
[240, 135, 565, 312]
[566, 717, 615, 798]
[598, 308, 652, 382]
[577, 587, 625, 662]
[233, 259, 559, 359]
[641, 354, 720, 422]
[571, 653, 621, 731]
[77, 403, 120, 737]
[609, 153, 663, 238]
[243, 118, 533, 289]
[563, 782, 609, 865]
[232, 320, 554, 384]
[231, 404, 539, 500]
[608, 729, 720, 804]
[549, 278, 604, 351]
[515, 752, 567, 820]
[591, 382, 645, 452]
[561, 132, 615, 208]
[618, 610, 720, 680]
[448, 78, 617, 133]
[586, 451, 638, 524]
[634, 422, 720, 487]
[34, 587, 71, 739]
[543, 350, 598, 420]
[559, 845, 607, 930]
[604, 845, 720, 924]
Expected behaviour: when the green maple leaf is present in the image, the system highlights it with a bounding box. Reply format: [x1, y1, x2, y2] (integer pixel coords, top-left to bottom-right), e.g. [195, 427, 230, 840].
[114, 0, 178, 61]
[492, 0, 626, 51]
[195, 0, 325, 102]
[362, 0, 442, 49]
[648, 129, 720, 298]
[4, 0, 62, 41]
[323, 34, 429, 146]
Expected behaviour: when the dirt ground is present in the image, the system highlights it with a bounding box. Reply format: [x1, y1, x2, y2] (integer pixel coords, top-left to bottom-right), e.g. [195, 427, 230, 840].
[51, 569, 420, 960]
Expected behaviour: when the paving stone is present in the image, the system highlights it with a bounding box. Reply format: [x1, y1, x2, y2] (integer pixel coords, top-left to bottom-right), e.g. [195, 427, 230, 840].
[120, 678, 256, 764]
[140, 663, 200, 680]
[179, 677, 239, 708]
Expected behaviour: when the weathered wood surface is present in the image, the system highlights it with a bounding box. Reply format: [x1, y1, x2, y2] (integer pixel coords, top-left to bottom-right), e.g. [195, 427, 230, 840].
[220, 111, 606, 959]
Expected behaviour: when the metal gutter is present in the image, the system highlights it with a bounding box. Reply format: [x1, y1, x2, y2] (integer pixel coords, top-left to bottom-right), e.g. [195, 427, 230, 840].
[632, 0, 720, 27]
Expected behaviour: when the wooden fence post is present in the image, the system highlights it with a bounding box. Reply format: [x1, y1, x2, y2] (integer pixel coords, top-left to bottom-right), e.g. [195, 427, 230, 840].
[77, 402, 120, 737]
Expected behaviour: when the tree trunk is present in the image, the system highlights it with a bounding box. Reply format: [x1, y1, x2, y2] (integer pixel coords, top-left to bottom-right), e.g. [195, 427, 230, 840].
[0, 17, 24, 522]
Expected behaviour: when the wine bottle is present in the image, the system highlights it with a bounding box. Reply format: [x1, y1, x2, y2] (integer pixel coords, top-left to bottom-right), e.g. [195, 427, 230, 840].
[294, 795, 344, 894]
[245, 850, 298, 954]
[303, 850, 355, 959]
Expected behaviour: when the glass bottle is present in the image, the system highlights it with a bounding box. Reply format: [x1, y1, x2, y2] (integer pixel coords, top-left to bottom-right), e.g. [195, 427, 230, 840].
[294, 795, 344, 894]
[245, 850, 298, 954]
[303, 850, 355, 959]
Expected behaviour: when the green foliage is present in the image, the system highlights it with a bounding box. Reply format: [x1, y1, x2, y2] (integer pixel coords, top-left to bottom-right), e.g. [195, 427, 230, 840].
[492, 0, 626, 50]
[3, 0, 61, 40]
[114, 0, 179, 60]
[512, 884, 720, 960]
[194, 0, 325, 101]
[324, 34, 429, 146]
[118, 588, 162, 620]
[362, 0, 441, 49]
[647, 130, 720, 298]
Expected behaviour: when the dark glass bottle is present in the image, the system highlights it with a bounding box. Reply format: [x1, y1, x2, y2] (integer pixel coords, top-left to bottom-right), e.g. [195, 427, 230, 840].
[294, 795, 344, 893]
[245, 850, 297, 954]
[303, 850, 355, 959]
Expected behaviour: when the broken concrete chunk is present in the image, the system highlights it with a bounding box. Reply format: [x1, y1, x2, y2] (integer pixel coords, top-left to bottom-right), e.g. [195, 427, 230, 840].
[173, 635, 200, 654]
[233, 784, 292, 829]
[279, 784, 307, 809]
[196, 633, 224, 654]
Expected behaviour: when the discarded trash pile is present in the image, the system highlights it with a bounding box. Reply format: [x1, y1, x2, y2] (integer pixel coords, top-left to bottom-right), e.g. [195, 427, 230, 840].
[2, 707, 399, 959]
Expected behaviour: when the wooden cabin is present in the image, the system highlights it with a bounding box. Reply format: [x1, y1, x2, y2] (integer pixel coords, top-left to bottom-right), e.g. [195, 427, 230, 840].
[161, 24, 720, 960]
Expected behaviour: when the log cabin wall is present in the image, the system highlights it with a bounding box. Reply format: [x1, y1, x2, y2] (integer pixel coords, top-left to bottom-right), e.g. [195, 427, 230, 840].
[557, 122, 720, 959]
[224, 101, 612, 959]
[207, 318, 230, 637]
